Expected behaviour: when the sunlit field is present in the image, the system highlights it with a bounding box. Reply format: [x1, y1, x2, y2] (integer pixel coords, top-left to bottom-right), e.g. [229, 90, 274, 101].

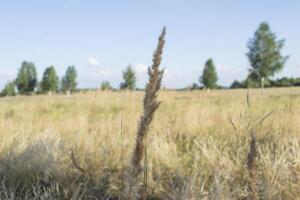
[0, 88, 299, 199]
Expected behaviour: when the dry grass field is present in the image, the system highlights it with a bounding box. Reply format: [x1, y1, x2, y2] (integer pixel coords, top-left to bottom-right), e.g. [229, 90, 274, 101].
[0, 88, 299, 199]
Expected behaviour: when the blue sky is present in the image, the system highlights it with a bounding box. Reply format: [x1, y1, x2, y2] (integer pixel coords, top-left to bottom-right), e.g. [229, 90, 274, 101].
[0, 0, 300, 89]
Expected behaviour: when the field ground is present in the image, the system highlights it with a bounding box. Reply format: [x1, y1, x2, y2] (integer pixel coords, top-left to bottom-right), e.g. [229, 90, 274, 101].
[0, 88, 299, 199]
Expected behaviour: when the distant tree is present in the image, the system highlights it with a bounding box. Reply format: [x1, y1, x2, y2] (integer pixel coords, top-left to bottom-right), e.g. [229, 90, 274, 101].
[244, 73, 260, 88]
[15, 61, 37, 94]
[190, 83, 200, 90]
[230, 80, 243, 89]
[247, 22, 289, 88]
[278, 77, 293, 87]
[0, 81, 16, 97]
[100, 81, 112, 90]
[62, 66, 77, 95]
[271, 77, 294, 87]
[293, 78, 300, 86]
[200, 59, 218, 89]
[41, 66, 59, 94]
[35, 81, 43, 94]
[120, 65, 136, 90]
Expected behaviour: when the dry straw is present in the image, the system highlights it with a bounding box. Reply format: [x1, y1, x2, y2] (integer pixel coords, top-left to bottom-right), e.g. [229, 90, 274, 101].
[124, 27, 166, 200]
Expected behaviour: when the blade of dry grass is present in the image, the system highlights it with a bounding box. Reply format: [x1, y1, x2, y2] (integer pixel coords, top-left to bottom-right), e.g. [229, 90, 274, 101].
[70, 149, 88, 175]
[247, 131, 258, 200]
[120, 113, 124, 200]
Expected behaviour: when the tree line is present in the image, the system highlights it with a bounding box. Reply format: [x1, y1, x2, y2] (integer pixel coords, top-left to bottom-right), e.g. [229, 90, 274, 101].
[1, 63, 77, 96]
[0, 22, 298, 96]
[0, 62, 139, 96]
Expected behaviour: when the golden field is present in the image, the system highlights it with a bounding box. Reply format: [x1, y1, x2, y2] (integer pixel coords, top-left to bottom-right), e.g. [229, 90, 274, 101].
[0, 88, 299, 199]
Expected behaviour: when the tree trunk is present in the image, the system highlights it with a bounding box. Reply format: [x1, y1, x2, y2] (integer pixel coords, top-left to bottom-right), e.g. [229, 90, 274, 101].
[66, 90, 71, 96]
[260, 77, 265, 89]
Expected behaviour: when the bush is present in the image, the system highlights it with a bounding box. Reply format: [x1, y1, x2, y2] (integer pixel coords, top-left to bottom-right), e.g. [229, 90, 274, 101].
[0, 82, 16, 97]
[230, 80, 243, 89]
[100, 81, 112, 91]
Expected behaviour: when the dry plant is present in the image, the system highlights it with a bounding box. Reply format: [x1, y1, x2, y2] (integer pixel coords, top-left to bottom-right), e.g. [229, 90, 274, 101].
[70, 149, 90, 175]
[245, 91, 273, 200]
[247, 131, 258, 200]
[246, 90, 259, 200]
[124, 27, 166, 200]
[0, 82, 300, 199]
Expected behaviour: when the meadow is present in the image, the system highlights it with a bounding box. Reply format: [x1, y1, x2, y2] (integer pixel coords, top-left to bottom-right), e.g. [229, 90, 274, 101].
[0, 88, 299, 199]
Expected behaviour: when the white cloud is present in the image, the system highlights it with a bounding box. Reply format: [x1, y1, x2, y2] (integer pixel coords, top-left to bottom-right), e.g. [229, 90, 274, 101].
[0, 72, 14, 78]
[164, 68, 184, 79]
[97, 69, 111, 78]
[164, 69, 172, 79]
[216, 64, 231, 71]
[88, 57, 99, 67]
[134, 64, 148, 73]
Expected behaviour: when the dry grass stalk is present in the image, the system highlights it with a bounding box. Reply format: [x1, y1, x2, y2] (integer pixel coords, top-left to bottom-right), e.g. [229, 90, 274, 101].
[247, 89, 251, 109]
[124, 27, 166, 200]
[70, 149, 89, 175]
[120, 113, 125, 200]
[245, 91, 274, 200]
[245, 91, 259, 200]
[247, 131, 258, 200]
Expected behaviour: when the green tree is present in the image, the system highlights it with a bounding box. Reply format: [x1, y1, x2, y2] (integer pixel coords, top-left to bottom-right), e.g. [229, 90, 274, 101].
[230, 80, 243, 89]
[0, 81, 16, 97]
[247, 22, 289, 88]
[200, 59, 218, 89]
[120, 65, 136, 90]
[191, 83, 200, 90]
[293, 78, 300, 86]
[100, 81, 112, 91]
[271, 77, 294, 87]
[15, 61, 37, 94]
[62, 66, 77, 94]
[41, 66, 59, 94]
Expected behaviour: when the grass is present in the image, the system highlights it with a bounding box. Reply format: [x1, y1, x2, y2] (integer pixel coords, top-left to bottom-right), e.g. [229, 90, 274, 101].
[0, 88, 300, 199]
[124, 26, 165, 200]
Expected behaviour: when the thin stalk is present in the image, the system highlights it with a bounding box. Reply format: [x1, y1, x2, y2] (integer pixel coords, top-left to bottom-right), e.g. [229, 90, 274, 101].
[124, 26, 166, 200]
[120, 113, 124, 200]
[142, 133, 148, 200]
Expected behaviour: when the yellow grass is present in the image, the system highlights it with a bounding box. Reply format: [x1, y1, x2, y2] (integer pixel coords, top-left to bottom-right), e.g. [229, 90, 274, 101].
[0, 88, 299, 199]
